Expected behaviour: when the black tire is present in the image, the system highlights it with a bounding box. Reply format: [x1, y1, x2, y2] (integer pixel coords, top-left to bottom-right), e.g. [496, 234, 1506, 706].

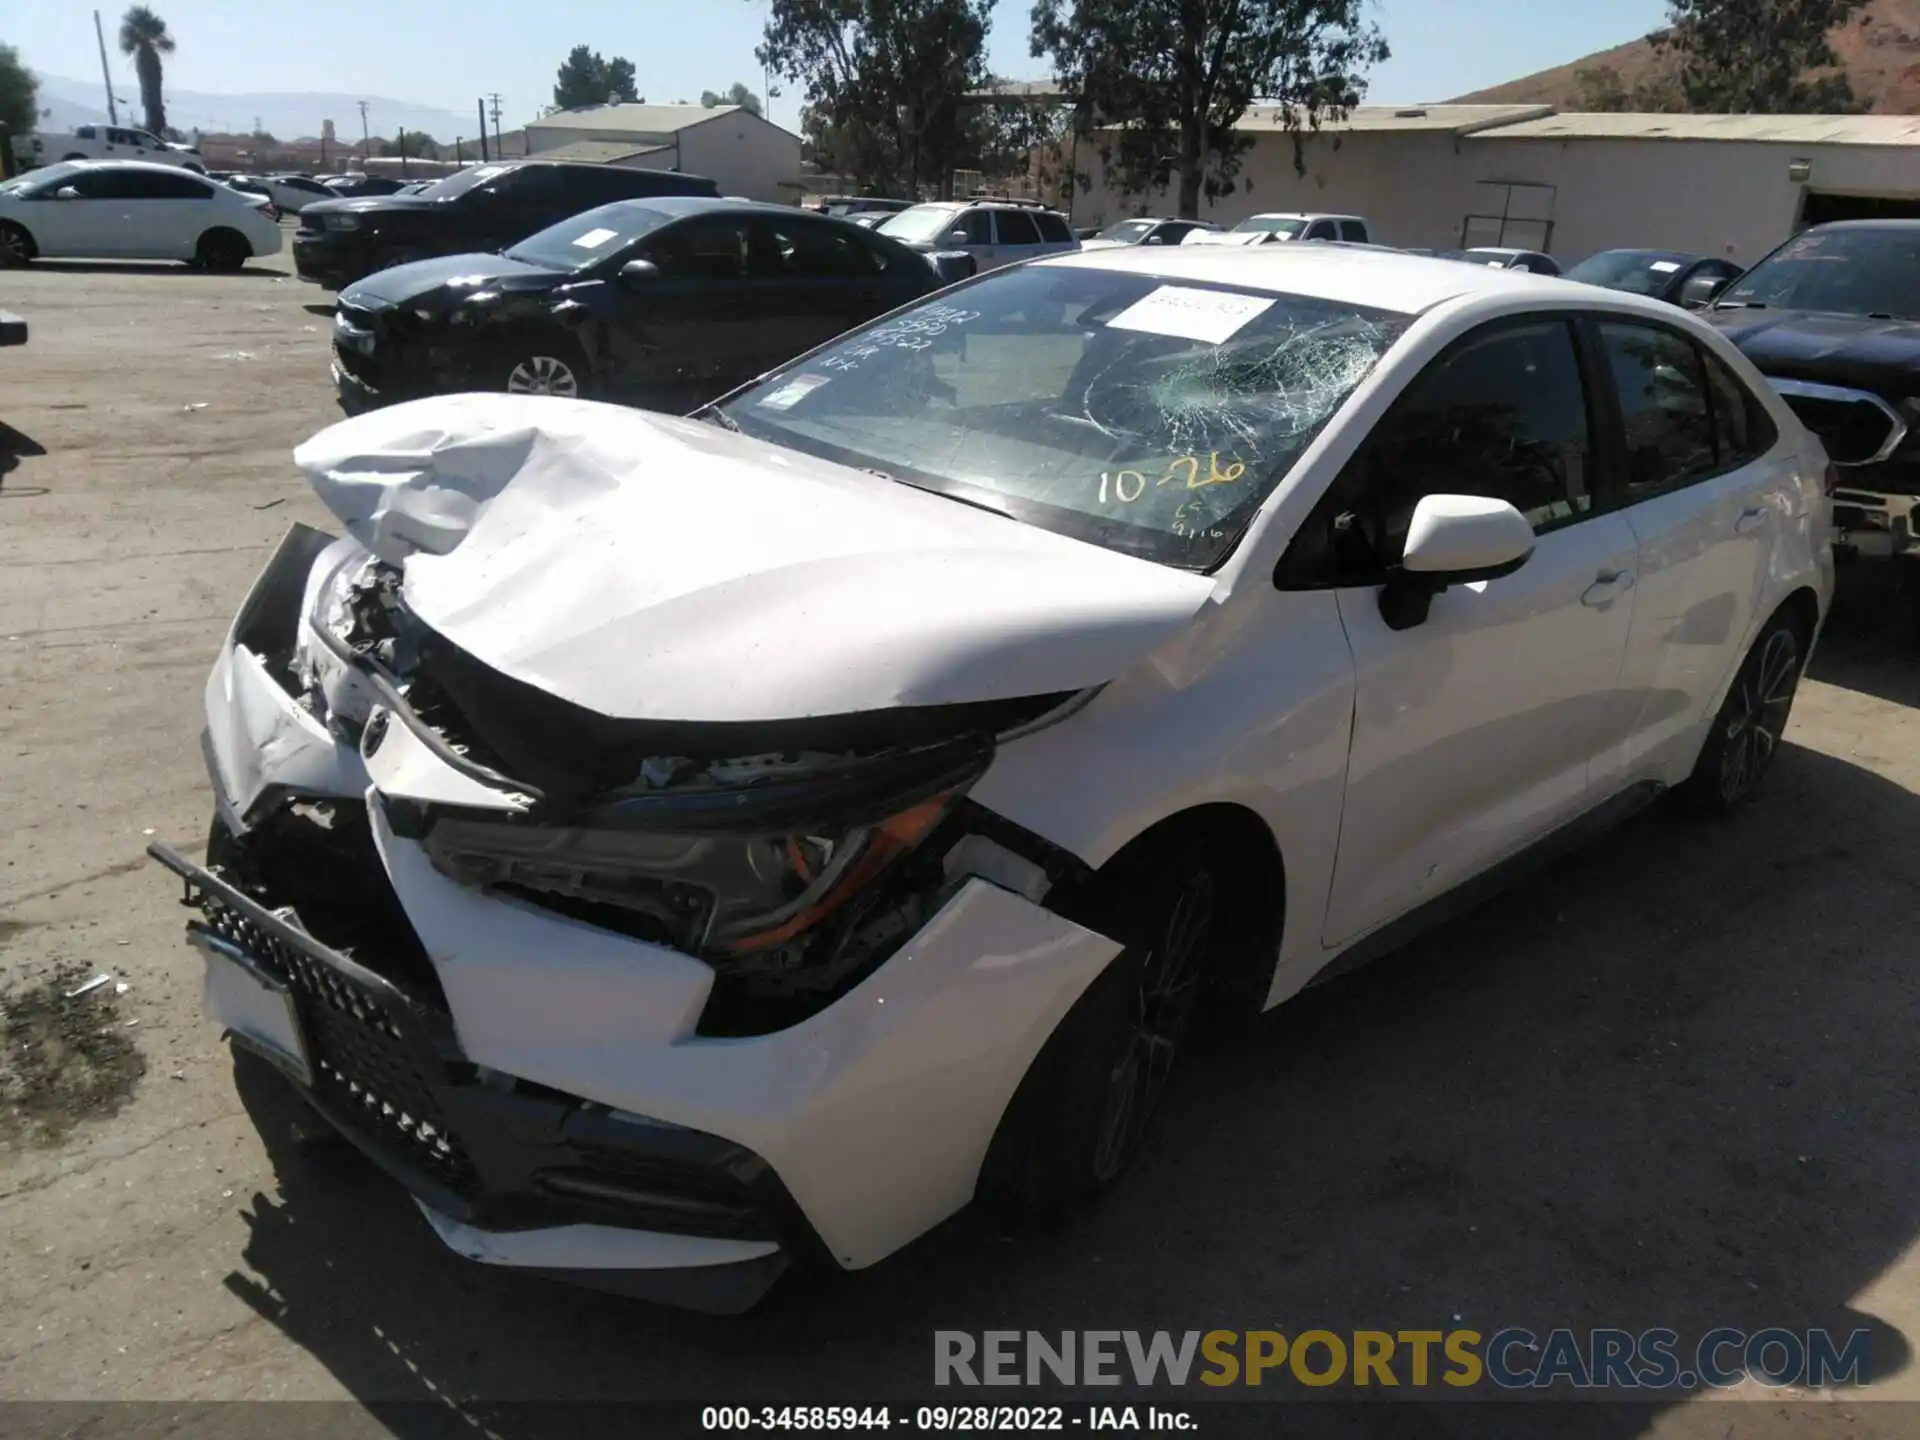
[0, 221, 33, 267]
[497, 339, 589, 399]
[195, 228, 250, 272]
[978, 845, 1221, 1221]
[1675, 607, 1809, 816]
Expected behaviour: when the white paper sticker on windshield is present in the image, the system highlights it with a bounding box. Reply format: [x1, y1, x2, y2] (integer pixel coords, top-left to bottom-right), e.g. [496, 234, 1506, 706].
[758, 374, 831, 411]
[1649, 260, 1682, 273]
[1106, 286, 1275, 345]
[571, 227, 619, 250]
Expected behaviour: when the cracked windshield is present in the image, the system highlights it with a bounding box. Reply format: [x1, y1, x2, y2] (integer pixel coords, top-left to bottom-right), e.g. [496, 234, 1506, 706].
[723, 265, 1410, 570]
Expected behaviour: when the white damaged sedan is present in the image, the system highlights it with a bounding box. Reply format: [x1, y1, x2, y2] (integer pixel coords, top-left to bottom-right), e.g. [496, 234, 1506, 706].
[157, 244, 1834, 1311]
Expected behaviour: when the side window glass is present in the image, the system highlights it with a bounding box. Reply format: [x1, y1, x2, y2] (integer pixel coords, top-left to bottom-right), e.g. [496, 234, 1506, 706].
[960, 210, 994, 245]
[76, 125, 96, 140]
[758, 221, 878, 277]
[1327, 320, 1594, 578]
[996, 210, 1041, 245]
[1304, 220, 1335, 240]
[1034, 212, 1071, 242]
[649, 218, 751, 279]
[1338, 220, 1368, 243]
[1700, 348, 1774, 466]
[1597, 322, 1718, 495]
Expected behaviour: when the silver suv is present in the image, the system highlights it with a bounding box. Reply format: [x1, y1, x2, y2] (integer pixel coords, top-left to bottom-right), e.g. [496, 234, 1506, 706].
[877, 199, 1079, 272]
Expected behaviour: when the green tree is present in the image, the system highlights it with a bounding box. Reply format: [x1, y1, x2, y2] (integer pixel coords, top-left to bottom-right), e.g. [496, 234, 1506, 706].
[1648, 0, 1869, 111]
[117, 6, 176, 136]
[0, 42, 39, 136]
[395, 128, 441, 160]
[1031, 0, 1389, 218]
[759, 0, 992, 196]
[552, 44, 639, 109]
[700, 81, 765, 115]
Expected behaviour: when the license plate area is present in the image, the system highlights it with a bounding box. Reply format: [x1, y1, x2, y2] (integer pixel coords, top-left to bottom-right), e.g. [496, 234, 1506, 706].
[193, 925, 312, 1086]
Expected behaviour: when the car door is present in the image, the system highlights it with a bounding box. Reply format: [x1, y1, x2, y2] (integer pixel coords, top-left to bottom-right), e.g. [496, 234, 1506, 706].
[1588, 317, 1782, 786]
[749, 216, 900, 362]
[31, 168, 129, 256]
[955, 208, 997, 269]
[603, 213, 760, 402]
[131, 168, 216, 257]
[991, 209, 1048, 269]
[1305, 316, 1642, 945]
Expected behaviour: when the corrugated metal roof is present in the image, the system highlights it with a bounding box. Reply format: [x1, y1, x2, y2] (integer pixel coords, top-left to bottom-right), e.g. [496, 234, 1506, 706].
[529, 103, 742, 136]
[1473, 111, 1920, 145]
[529, 139, 672, 163]
[1238, 103, 1556, 134]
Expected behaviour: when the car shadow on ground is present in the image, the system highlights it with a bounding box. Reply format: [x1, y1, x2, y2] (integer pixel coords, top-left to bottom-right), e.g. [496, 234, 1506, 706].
[302, 303, 336, 316]
[0, 420, 47, 487]
[219, 627, 1918, 1438]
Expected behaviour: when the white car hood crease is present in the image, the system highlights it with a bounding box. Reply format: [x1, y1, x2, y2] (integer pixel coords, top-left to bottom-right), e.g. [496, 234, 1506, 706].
[292, 395, 1217, 723]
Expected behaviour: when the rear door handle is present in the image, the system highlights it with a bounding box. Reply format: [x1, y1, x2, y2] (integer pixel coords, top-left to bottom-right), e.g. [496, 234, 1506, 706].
[1581, 570, 1636, 608]
[1735, 506, 1769, 535]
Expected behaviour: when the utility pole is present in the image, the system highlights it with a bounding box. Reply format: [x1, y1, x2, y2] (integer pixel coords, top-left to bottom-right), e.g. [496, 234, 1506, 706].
[93, 10, 118, 125]
[477, 99, 489, 161]
[488, 93, 503, 156]
[357, 100, 370, 162]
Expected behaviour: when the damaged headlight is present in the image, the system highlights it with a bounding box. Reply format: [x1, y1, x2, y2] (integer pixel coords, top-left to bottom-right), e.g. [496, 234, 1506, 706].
[412, 737, 991, 967]
[422, 789, 960, 957]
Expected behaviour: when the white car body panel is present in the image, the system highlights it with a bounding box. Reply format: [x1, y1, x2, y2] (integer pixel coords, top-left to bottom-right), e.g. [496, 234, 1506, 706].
[175, 244, 1833, 1295]
[292, 396, 1216, 720]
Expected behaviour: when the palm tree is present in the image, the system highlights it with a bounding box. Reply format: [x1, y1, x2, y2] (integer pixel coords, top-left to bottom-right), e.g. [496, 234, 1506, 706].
[117, 6, 175, 136]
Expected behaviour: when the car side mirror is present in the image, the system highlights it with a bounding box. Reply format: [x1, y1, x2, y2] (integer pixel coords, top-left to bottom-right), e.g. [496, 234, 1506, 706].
[945, 228, 970, 246]
[54, 186, 81, 200]
[1144, 233, 1168, 245]
[1378, 494, 1536, 631]
[617, 258, 660, 287]
[1679, 273, 1732, 309]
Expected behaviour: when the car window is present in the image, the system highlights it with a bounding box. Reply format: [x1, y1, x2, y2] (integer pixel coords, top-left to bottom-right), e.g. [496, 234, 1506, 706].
[76, 125, 96, 140]
[1303, 220, 1336, 241]
[757, 219, 884, 278]
[1597, 322, 1719, 495]
[995, 210, 1042, 246]
[1034, 212, 1072, 243]
[56, 170, 125, 199]
[722, 265, 1411, 571]
[1722, 227, 1920, 321]
[132, 170, 214, 200]
[876, 205, 963, 244]
[1338, 220, 1369, 243]
[1337, 320, 1596, 573]
[647, 216, 752, 279]
[960, 210, 994, 245]
[108, 128, 140, 146]
[1701, 347, 1777, 468]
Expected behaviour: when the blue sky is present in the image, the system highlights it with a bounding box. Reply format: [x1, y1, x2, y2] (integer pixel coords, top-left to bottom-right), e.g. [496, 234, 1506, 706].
[15, 0, 1669, 135]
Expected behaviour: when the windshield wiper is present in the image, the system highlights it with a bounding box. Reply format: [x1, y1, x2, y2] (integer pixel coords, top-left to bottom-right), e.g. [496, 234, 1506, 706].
[874, 470, 1017, 522]
[1713, 300, 1765, 310]
[696, 406, 740, 433]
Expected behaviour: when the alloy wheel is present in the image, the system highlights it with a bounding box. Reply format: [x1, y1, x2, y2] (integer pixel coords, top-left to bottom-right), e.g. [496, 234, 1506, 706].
[1090, 870, 1216, 1182]
[1718, 628, 1801, 804]
[506, 355, 580, 398]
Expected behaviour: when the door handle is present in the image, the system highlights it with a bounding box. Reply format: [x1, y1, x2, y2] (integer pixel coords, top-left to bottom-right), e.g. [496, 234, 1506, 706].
[1581, 570, 1636, 608]
[1734, 505, 1768, 535]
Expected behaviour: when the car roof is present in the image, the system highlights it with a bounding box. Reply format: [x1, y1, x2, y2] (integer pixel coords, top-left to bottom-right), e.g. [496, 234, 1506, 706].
[61, 158, 211, 175]
[1243, 211, 1358, 221]
[1585, 248, 1700, 263]
[1045, 242, 1595, 314]
[586, 195, 807, 221]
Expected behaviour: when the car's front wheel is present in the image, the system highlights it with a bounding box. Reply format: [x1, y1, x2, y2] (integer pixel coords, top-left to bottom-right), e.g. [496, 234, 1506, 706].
[1677, 606, 1809, 815]
[979, 845, 1221, 1219]
[500, 343, 588, 399]
[0, 221, 34, 267]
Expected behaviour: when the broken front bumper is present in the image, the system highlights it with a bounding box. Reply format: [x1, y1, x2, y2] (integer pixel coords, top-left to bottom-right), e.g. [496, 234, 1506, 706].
[168, 525, 1123, 1308]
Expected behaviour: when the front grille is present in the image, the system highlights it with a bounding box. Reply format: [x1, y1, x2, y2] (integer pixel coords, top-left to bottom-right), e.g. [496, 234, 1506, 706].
[192, 873, 480, 1198]
[1778, 389, 1900, 465]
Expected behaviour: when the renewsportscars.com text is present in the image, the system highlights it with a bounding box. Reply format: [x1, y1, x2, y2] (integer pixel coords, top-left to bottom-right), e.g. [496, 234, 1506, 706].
[933, 1328, 1873, 1391]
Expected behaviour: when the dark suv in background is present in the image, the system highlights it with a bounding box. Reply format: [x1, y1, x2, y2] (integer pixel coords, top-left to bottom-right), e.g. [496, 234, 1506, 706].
[293, 160, 720, 288]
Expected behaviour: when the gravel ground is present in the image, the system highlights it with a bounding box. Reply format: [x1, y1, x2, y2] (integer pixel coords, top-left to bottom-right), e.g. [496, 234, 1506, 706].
[1, 245, 1917, 1438]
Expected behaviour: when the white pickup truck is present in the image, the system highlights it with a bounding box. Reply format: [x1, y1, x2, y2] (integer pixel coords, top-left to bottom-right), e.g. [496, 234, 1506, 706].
[11, 124, 206, 174]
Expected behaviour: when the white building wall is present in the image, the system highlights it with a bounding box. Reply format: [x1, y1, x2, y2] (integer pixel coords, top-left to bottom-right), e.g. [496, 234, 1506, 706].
[676, 116, 802, 203]
[1071, 126, 1920, 267]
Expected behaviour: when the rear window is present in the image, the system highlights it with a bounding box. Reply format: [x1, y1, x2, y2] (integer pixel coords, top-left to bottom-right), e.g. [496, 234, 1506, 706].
[1034, 212, 1072, 243]
[995, 210, 1041, 245]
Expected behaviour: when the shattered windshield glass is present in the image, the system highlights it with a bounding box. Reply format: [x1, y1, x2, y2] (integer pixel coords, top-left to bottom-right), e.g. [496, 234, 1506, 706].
[721, 265, 1411, 570]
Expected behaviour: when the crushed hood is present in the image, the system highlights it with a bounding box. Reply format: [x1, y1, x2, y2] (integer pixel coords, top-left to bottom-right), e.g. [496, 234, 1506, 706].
[291, 395, 1215, 723]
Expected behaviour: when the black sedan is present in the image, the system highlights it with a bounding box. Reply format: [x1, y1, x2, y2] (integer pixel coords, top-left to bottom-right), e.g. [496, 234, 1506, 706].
[330, 197, 950, 413]
[1562, 249, 1744, 308]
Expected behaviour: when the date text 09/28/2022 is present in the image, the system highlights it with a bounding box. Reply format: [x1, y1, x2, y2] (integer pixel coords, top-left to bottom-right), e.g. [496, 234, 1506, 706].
[701, 1407, 1193, 1431]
